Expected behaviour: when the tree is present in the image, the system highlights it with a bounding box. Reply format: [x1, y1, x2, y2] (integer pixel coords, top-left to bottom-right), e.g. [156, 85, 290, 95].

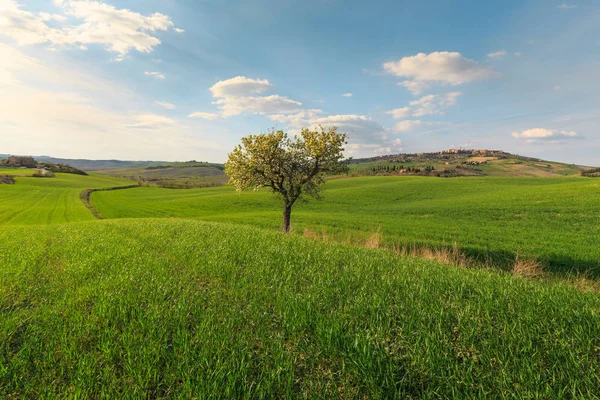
[225, 126, 348, 233]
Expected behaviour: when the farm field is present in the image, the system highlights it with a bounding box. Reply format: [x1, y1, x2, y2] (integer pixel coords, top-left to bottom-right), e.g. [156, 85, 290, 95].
[0, 168, 37, 176]
[92, 176, 600, 277]
[94, 163, 228, 188]
[0, 172, 129, 225]
[2, 219, 600, 398]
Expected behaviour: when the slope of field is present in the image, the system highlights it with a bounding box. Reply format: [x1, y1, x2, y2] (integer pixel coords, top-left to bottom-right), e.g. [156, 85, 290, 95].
[1, 219, 599, 398]
[0, 167, 37, 176]
[94, 164, 227, 188]
[0, 173, 129, 225]
[350, 153, 585, 177]
[92, 176, 600, 276]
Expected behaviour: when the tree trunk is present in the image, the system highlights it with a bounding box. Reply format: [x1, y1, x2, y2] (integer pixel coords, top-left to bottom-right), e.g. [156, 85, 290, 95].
[282, 203, 292, 233]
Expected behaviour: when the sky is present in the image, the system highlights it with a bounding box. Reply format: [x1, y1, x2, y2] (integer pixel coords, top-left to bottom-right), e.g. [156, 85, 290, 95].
[1, 0, 599, 164]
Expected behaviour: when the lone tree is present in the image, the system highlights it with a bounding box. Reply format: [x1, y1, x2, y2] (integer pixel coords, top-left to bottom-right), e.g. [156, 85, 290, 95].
[225, 126, 348, 233]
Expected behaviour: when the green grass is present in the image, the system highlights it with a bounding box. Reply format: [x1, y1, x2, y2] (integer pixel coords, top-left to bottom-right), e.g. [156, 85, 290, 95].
[2, 219, 600, 398]
[0, 168, 38, 176]
[91, 176, 600, 276]
[0, 173, 129, 225]
[94, 164, 228, 188]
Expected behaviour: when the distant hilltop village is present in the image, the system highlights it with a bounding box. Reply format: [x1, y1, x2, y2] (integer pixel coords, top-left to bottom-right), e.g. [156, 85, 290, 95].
[350, 149, 510, 164]
[417, 149, 505, 156]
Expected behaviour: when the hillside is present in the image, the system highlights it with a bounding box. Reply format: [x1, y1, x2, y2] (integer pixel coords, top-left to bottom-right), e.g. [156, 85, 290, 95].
[0, 170, 129, 225]
[349, 149, 590, 177]
[94, 162, 227, 188]
[3, 149, 595, 180]
[2, 166, 600, 397]
[2, 219, 600, 398]
[91, 176, 600, 277]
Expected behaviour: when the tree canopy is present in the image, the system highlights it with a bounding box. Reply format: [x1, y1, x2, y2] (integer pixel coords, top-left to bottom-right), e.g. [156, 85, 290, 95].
[225, 126, 348, 232]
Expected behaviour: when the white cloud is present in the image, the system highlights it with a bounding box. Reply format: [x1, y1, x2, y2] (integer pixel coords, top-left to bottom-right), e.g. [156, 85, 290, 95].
[514, 52, 522, 56]
[393, 120, 445, 132]
[188, 112, 219, 120]
[209, 76, 302, 117]
[386, 107, 411, 119]
[38, 11, 66, 21]
[342, 93, 353, 97]
[512, 128, 581, 143]
[155, 101, 176, 109]
[210, 76, 273, 97]
[386, 92, 461, 119]
[126, 114, 178, 129]
[384, 52, 498, 95]
[409, 92, 461, 117]
[215, 95, 302, 117]
[394, 120, 426, 132]
[174, 28, 185, 33]
[145, 71, 165, 79]
[487, 50, 507, 59]
[398, 80, 431, 95]
[269, 110, 401, 155]
[269, 109, 323, 126]
[0, 43, 220, 160]
[557, 4, 577, 9]
[0, 0, 182, 55]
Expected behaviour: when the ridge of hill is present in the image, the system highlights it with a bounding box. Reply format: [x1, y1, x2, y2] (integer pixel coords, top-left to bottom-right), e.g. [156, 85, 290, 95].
[349, 149, 591, 177]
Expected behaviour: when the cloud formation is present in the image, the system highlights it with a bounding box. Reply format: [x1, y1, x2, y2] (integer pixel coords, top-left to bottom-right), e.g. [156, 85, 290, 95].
[0, 43, 220, 160]
[387, 92, 461, 119]
[384, 52, 497, 95]
[188, 112, 219, 120]
[145, 71, 165, 79]
[409, 92, 461, 117]
[0, 0, 182, 55]
[487, 50, 507, 59]
[342, 93, 353, 97]
[209, 76, 302, 117]
[512, 128, 581, 143]
[155, 101, 176, 109]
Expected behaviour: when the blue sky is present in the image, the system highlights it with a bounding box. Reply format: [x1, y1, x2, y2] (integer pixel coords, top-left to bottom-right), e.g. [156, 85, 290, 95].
[1, 0, 598, 164]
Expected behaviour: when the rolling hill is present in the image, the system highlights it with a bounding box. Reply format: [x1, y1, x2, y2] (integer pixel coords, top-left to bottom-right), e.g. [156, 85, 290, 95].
[1, 156, 599, 397]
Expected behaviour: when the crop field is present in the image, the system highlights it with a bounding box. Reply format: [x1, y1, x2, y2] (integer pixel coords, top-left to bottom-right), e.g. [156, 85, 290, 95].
[2, 219, 600, 398]
[0, 173, 129, 225]
[0, 168, 37, 176]
[92, 176, 600, 277]
[94, 163, 228, 188]
[2, 171, 600, 397]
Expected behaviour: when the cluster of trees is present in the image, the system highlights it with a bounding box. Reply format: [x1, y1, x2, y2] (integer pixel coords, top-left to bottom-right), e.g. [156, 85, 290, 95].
[581, 168, 600, 177]
[370, 165, 426, 174]
[38, 163, 87, 175]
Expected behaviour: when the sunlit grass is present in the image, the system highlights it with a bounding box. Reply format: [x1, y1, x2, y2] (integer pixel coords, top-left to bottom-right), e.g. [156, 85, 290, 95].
[1, 219, 599, 398]
[92, 176, 600, 276]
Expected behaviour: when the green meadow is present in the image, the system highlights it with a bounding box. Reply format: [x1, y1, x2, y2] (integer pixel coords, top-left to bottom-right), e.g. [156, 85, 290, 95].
[0, 172, 128, 225]
[2, 219, 600, 398]
[92, 176, 600, 277]
[2, 171, 600, 397]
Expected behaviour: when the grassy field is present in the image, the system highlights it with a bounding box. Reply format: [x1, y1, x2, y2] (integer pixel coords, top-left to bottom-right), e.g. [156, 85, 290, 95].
[2, 219, 600, 398]
[0, 173, 129, 225]
[91, 176, 600, 277]
[0, 167, 38, 176]
[95, 163, 227, 188]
